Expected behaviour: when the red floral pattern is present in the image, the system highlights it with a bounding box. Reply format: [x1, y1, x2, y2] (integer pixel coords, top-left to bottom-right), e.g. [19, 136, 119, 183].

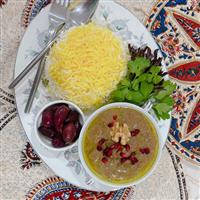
[168, 60, 200, 83]
[173, 12, 200, 47]
[187, 98, 200, 134]
[161, 34, 180, 57]
[21, 142, 41, 170]
[26, 177, 133, 200]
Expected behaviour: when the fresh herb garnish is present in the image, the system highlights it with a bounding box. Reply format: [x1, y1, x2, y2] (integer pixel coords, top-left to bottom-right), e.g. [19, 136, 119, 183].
[111, 45, 176, 120]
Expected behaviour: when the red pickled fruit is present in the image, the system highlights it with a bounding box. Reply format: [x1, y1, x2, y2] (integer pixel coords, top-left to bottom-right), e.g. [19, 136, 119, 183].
[38, 126, 55, 139]
[66, 110, 79, 123]
[101, 157, 108, 164]
[97, 146, 103, 151]
[54, 105, 70, 133]
[74, 121, 82, 135]
[125, 144, 130, 152]
[62, 122, 77, 144]
[48, 104, 60, 112]
[121, 157, 128, 164]
[120, 152, 127, 158]
[113, 115, 118, 120]
[52, 137, 65, 148]
[131, 129, 140, 137]
[107, 122, 114, 128]
[41, 109, 53, 128]
[130, 155, 138, 165]
[98, 138, 106, 146]
[140, 147, 150, 154]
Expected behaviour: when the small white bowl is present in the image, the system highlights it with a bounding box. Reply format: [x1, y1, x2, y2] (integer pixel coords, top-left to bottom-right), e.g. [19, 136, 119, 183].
[78, 102, 162, 188]
[34, 100, 85, 152]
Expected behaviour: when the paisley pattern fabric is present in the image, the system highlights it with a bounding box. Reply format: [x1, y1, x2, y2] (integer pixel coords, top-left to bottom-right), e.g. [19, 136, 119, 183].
[26, 177, 132, 200]
[0, 0, 193, 199]
[145, 0, 200, 165]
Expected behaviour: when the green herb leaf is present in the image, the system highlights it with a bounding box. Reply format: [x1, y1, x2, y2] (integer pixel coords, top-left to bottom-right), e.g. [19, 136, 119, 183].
[128, 57, 150, 77]
[138, 74, 148, 82]
[153, 108, 170, 120]
[140, 81, 154, 97]
[153, 103, 172, 120]
[155, 81, 176, 100]
[147, 74, 153, 83]
[120, 78, 131, 87]
[149, 66, 161, 75]
[131, 79, 139, 91]
[111, 88, 129, 102]
[126, 90, 145, 104]
[161, 96, 174, 106]
[153, 75, 162, 84]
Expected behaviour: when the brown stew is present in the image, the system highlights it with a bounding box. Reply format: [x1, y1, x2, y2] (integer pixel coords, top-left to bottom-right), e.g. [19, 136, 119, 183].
[82, 107, 159, 184]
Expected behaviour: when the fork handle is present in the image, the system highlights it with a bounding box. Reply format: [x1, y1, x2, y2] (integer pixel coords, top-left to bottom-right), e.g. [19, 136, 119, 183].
[24, 55, 46, 113]
[8, 22, 65, 89]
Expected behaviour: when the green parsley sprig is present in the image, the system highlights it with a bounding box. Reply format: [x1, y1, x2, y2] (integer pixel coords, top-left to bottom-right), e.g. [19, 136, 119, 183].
[111, 46, 176, 120]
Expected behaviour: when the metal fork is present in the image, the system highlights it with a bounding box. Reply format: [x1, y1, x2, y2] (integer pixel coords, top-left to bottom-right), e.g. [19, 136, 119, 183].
[24, 0, 70, 113]
[9, 0, 69, 89]
[143, 100, 153, 112]
[48, 0, 70, 37]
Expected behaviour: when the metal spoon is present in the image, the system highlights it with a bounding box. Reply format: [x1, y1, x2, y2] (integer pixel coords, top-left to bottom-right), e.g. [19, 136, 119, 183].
[24, 0, 99, 113]
[9, 0, 99, 89]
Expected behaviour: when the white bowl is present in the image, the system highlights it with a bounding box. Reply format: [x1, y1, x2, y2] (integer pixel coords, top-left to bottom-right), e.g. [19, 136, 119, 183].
[34, 100, 85, 152]
[78, 102, 162, 188]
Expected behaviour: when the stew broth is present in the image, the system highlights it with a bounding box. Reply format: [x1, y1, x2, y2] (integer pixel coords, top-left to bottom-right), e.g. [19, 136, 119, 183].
[82, 107, 159, 184]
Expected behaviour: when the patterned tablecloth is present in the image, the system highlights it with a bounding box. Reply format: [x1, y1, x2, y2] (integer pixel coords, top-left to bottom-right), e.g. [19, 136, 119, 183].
[0, 0, 200, 199]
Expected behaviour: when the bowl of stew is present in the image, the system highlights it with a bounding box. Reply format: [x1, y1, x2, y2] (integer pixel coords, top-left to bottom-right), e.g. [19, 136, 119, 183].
[78, 102, 162, 188]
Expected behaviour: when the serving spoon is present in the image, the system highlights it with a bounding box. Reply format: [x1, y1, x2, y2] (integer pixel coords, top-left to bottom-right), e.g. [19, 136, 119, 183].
[9, 0, 99, 90]
[24, 0, 99, 113]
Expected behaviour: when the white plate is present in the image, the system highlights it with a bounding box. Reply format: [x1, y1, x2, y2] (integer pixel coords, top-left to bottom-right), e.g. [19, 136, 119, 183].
[14, 0, 171, 192]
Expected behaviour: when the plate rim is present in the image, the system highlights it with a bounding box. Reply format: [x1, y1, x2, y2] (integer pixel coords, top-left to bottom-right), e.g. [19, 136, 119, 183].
[13, 0, 173, 191]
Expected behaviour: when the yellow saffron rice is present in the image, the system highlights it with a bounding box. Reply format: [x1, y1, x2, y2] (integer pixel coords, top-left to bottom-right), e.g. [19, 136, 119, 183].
[46, 23, 127, 110]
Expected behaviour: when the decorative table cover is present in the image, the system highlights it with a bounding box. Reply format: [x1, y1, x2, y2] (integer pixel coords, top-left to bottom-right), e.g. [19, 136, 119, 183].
[0, 0, 199, 199]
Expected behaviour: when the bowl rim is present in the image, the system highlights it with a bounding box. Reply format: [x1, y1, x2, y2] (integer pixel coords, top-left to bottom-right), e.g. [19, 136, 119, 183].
[34, 100, 85, 152]
[78, 102, 162, 188]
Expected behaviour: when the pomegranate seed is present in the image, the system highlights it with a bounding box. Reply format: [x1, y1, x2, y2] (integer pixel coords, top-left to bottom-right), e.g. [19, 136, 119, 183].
[103, 148, 113, 157]
[97, 146, 103, 151]
[120, 152, 127, 158]
[140, 147, 150, 154]
[131, 129, 140, 136]
[121, 158, 128, 164]
[98, 138, 106, 146]
[125, 144, 130, 152]
[113, 143, 120, 149]
[102, 157, 108, 164]
[117, 145, 123, 152]
[113, 115, 118, 120]
[107, 149, 113, 157]
[107, 122, 114, 128]
[109, 144, 116, 150]
[130, 156, 138, 165]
